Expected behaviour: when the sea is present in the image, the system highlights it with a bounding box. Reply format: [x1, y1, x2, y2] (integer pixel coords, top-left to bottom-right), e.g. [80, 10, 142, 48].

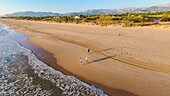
[0, 24, 108, 96]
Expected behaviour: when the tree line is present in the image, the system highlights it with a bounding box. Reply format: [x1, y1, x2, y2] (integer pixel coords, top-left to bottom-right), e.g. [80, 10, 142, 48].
[3, 11, 170, 27]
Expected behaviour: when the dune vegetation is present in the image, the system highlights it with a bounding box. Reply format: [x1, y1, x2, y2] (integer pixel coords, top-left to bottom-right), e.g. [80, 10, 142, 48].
[3, 11, 170, 27]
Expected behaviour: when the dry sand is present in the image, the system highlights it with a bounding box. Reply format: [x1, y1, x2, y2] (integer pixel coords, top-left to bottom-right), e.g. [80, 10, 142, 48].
[0, 19, 170, 96]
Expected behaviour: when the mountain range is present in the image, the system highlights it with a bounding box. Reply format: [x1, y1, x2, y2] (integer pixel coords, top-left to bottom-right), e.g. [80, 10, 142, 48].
[5, 3, 170, 17]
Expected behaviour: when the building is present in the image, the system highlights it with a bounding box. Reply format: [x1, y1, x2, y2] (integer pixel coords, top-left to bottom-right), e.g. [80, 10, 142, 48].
[74, 16, 80, 19]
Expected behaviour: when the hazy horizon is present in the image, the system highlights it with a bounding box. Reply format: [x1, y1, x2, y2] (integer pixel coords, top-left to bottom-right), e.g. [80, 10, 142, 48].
[0, 0, 170, 15]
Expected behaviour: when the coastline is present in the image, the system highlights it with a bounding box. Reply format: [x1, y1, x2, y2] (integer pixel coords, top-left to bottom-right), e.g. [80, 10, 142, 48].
[19, 39, 135, 96]
[1, 18, 170, 96]
[0, 24, 108, 95]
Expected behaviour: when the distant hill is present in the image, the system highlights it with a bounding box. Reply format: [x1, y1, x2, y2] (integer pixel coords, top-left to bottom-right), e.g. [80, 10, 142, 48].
[69, 3, 170, 15]
[5, 11, 64, 17]
[5, 3, 170, 17]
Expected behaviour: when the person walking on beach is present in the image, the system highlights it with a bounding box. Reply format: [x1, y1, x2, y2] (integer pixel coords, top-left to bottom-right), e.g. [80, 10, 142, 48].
[87, 48, 90, 53]
[80, 58, 82, 65]
[85, 57, 88, 63]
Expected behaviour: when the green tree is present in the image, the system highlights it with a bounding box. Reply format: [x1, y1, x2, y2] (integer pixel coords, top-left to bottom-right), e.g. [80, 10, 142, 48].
[162, 12, 170, 22]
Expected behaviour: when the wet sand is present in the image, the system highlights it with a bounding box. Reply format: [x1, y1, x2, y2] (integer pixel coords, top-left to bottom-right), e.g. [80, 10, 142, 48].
[1, 19, 170, 96]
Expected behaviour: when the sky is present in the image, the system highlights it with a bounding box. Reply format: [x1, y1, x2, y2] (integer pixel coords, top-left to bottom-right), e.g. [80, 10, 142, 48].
[0, 0, 170, 15]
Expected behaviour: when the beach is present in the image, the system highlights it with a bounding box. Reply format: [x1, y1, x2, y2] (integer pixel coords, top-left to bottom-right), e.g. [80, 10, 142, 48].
[0, 24, 107, 96]
[0, 19, 170, 96]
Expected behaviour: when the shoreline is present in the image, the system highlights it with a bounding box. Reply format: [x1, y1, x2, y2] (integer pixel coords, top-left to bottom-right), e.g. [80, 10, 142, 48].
[3, 19, 137, 95]
[18, 27, 136, 96]
[1, 19, 170, 96]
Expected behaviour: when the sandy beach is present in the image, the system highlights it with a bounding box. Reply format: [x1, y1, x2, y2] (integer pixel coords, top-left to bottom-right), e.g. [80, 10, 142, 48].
[0, 19, 170, 96]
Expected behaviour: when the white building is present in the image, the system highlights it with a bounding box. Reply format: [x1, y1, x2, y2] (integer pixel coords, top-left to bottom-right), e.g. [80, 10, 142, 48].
[74, 16, 80, 19]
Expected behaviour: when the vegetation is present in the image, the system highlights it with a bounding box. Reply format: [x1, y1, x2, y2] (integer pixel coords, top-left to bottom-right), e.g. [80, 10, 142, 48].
[3, 11, 170, 27]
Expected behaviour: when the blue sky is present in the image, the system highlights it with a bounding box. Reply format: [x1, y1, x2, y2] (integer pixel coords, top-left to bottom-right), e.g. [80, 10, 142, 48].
[0, 0, 170, 15]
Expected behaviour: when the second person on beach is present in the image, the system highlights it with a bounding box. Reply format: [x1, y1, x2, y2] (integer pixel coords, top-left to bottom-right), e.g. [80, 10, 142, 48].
[80, 58, 82, 64]
[86, 57, 88, 63]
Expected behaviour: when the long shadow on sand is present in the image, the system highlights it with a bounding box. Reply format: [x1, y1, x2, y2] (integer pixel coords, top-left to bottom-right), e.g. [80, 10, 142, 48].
[86, 56, 114, 64]
[89, 48, 113, 54]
